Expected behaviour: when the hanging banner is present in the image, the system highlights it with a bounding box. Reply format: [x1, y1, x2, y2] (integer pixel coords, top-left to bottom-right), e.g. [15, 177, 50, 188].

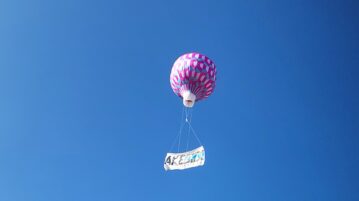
[164, 146, 205, 171]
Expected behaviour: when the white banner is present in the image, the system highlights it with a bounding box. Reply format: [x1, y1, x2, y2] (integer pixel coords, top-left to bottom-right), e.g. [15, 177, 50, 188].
[164, 146, 205, 171]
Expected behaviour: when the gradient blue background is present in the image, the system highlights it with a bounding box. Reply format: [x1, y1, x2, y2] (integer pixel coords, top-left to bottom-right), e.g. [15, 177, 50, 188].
[1, 0, 358, 200]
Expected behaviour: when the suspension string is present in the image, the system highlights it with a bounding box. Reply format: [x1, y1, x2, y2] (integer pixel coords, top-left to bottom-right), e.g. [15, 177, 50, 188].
[169, 128, 181, 153]
[185, 108, 192, 151]
[169, 107, 184, 152]
[187, 119, 203, 146]
[168, 106, 203, 153]
[177, 107, 186, 152]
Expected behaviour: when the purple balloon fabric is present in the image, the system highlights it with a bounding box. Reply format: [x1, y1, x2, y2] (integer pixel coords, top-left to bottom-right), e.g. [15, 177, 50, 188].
[170, 53, 216, 102]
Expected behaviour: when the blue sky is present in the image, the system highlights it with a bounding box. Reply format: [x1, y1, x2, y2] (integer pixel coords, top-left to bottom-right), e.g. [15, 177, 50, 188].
[1, 0, 358, 200]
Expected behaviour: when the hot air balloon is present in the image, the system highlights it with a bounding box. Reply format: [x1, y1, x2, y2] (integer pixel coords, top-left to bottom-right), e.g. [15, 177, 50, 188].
[170, 53, 216, 107]
[164, 52, 217, 171]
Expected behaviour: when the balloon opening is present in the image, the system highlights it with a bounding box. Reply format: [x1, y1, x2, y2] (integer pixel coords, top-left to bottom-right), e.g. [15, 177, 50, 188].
[181, 90, 196, 108]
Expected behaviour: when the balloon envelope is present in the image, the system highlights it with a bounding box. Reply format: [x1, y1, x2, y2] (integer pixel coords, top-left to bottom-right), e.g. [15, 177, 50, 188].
[170, 53, 216, 106]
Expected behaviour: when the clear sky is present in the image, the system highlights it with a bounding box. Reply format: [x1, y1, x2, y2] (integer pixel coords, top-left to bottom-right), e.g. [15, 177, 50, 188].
[1, 0, 358, 200]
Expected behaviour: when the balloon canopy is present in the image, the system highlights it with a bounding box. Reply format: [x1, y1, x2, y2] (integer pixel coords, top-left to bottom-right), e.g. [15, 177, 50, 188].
[170, 53, 216, 107]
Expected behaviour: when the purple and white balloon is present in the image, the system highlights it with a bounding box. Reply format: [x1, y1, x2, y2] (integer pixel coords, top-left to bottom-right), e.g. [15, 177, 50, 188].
[170, 53, 216, 107]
